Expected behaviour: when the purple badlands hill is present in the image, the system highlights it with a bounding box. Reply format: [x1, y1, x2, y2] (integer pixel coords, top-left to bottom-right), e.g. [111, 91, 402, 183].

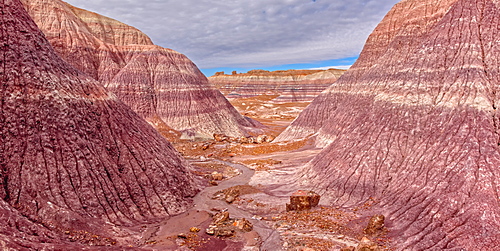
[1, 0, 198, 248]
[21, 0, 262, 139]
[277, 0, 500, 249]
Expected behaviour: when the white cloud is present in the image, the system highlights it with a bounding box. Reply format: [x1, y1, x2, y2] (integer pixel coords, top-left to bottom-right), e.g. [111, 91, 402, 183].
[64, 0, 400, 69]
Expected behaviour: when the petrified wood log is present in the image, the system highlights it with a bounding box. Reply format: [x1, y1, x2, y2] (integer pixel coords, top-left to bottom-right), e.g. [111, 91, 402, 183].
[286, 190, 320, 211]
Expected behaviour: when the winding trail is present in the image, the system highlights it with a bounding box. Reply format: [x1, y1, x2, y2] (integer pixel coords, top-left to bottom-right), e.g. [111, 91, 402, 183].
[191, 160, 282, 251]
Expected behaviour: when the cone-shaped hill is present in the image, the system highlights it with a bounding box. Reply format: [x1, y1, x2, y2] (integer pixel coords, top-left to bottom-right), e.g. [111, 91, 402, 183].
[21, 0, 262, 139]
[1, 0, 198, 247]
[277, 0, 500, 249]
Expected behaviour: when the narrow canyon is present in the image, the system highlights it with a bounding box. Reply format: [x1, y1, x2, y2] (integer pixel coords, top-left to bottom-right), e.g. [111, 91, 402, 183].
[1, 0, 499, 250]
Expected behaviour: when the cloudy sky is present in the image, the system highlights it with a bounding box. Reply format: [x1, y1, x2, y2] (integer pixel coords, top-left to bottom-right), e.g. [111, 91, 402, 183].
[64, 0, 400, 76]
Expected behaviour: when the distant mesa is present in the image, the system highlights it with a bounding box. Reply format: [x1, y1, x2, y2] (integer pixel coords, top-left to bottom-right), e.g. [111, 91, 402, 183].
[21, 0, 262, 139]
[1, 0, 198, 248]
[276, 0, 500, 249]
[209, 68, 346, 103]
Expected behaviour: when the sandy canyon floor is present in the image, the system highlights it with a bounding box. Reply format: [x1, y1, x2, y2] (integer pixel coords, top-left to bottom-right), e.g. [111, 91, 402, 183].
[141, 95, 392, 251]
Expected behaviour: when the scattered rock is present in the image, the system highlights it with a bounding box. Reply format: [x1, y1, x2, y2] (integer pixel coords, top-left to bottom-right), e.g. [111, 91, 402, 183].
[240, 137, 249, 144]
[255, 135, 267, 144]
[177, 233, 188, 239]
[251, 215, 263, 220]
[355, 237, 382, 251]
[205, 225, 217, 235]
[265, 135, 276, 142]
[364, 215, 385, 235]
[189, 227, 200, 233]
[225, 194, 237, 204]
[201, 143, 211, 150]
[294, 247, 316, 251]
[212, 186, 241, 204]
[213, 133, 228, 142]
[211, 172, 224, 181]
[209, 180, 218, 186]
[214, 228, 235, 237]
[212, 133, 272, 144]
[286, 190, 321, 211]
[213, 212, 230, 224]
[233, 218, 253, 232]
[205, 211, 252, 238]
[341, 247, 355, 251]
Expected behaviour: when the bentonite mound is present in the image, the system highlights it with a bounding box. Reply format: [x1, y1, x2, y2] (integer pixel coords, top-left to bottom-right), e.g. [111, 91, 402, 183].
[276, 0, 460, 145]
[209, 69, 345, 103]
[21, 0, 262, 139]
[1, 0, 198, 247]
[277, 0, 500, 249]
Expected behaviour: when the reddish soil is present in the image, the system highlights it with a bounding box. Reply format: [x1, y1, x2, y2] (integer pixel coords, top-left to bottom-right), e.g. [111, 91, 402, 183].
[142, 114, 392, 250]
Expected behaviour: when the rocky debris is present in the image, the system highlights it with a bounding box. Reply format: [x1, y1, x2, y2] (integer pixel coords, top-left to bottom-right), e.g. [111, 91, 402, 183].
[240, 158, 282, 171]
[275, 0, 500, 249]
[213, 133, 274, 144]
[364, 215, 385, 236]
[341, 246, 356, 251]
[190, 227, 201, 233]
[201, 142, 213, 150]
[21, 0, 263, 139]
[355, 237, 382, 251]
[209, 69, 346, 103]
[286, 190, 321, 211]
[205, 211, 253, 237]
[233, 218, 253, 232]
[213, 211, 230, 224]
[0, 0, 198, 248]
[212, 185, 261, 204]
[271, 206, 382, 251]
[213, 187, 241, 204]
[211, 172, 224, 181]
[255, 135, 267, 144]
[213, 133, 229, 142]
[206, 225, 235, 237]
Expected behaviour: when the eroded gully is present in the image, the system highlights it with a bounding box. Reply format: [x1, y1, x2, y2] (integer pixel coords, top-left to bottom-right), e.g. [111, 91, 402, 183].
[191, 159, 282, 251]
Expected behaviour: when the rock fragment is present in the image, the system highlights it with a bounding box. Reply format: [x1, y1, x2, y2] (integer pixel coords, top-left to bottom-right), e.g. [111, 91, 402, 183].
[211, 172, 224, 181]
[355, 237, 382, 251]
[205, 211, 251, 237]
[233, 218, 253, 232]
[364, 215, 385, 236]
[286, 190, 321, 211]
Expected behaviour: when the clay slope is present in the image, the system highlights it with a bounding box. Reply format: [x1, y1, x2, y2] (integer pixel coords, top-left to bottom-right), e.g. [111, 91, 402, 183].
[21, 0, 261, 139]
[210, 69, 345, 103]
[276, 0, 459, 144]
[1, 0, 198, 247]
[277, 0, 500, 249]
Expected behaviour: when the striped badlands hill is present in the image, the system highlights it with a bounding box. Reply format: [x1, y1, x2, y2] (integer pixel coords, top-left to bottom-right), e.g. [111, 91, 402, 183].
[277, 0, 500, 249]
[0, 0, 198, 248]
[210, 69, 345, 103]
[20, 0, 261, 139]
